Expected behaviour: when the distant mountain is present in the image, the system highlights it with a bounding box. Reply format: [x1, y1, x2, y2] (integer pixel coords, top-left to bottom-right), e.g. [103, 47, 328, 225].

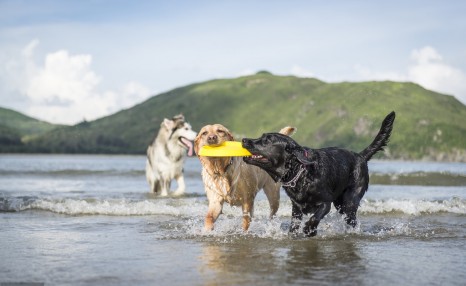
[2, 73, 466, 161]
[0, 107, 62, 152]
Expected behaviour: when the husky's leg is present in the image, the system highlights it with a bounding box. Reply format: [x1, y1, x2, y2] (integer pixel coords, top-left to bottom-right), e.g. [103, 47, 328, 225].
[173, 173, 186, 195]
[145, 160, 156, 192]
[159, 179, 170, 196]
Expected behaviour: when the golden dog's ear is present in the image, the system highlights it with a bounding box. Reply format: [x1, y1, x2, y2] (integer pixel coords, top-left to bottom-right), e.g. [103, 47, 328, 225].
[194, 127, 205, 155]
[226, 129, 234, 141]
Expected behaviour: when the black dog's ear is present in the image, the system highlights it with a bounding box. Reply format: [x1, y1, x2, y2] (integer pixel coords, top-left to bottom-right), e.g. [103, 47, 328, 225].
[292, 149, 313, 165]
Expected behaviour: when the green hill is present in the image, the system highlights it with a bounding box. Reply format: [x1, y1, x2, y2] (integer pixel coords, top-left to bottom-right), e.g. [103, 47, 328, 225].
[4, 73, 466, 161]
[0, 107, 62, 152]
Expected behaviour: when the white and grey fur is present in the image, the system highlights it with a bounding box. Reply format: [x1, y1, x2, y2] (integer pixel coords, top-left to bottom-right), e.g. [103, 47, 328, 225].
[145, 114, 197, 196]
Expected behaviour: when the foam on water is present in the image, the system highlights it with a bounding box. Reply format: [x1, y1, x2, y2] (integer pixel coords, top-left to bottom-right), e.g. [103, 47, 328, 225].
[2, 195, 464, 216]
[1, 197, 208, 216]
[1, 196, 464, 243]
[360, 197, 466, 215]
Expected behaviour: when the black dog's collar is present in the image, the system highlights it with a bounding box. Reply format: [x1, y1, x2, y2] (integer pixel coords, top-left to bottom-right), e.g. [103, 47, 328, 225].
[280, 149, 310, 188]
[281, 164, 306, 188]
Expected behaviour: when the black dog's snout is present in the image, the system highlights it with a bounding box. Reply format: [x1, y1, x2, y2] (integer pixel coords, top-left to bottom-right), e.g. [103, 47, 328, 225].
[242, 138, 252, 148]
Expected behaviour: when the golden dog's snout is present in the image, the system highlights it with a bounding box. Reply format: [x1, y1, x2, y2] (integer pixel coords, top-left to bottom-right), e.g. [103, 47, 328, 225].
[207, 134, 218, 144]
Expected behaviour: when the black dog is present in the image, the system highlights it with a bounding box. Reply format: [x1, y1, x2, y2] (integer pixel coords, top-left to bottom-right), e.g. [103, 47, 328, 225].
[242, 112, 395, 237]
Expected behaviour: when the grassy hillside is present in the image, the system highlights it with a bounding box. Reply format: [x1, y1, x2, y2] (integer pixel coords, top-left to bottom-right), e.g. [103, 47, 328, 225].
[6, 73, 466, 160]
[0, 107, 62, 152]
[0, 107, 60, 137]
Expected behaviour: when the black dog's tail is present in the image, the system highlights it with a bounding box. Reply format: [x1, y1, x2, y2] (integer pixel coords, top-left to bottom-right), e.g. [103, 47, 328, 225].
[359, 111, 396, 161]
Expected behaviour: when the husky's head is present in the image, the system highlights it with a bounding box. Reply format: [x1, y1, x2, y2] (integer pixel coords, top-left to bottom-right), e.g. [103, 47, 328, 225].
[161, 114, 197, 156]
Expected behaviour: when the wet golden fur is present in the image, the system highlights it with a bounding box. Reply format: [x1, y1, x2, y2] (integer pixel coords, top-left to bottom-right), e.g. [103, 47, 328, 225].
[194, 124, 295, 231]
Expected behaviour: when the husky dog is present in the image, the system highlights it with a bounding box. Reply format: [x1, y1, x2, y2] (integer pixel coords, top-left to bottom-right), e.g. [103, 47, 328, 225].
[145, 114, 197, 196]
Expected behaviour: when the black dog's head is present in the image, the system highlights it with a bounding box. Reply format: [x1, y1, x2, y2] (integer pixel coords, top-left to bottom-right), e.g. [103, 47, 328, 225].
[242, 133, 312, 182]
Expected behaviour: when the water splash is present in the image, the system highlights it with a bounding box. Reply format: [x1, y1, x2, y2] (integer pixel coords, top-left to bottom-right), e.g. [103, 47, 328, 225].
[1, 195, 465, 216]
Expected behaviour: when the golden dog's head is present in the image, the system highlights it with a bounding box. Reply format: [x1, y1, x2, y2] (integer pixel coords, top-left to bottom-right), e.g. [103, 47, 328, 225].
[194, 124, 235, 176]
[194, 124, 234, 155]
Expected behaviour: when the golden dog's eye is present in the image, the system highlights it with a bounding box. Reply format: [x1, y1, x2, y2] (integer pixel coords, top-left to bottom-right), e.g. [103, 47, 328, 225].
[202, 131, 208, 136]
[217, 130, 225, 135]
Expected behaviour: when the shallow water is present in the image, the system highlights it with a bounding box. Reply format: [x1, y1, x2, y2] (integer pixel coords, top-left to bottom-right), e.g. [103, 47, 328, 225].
[0, 155, 465, 285]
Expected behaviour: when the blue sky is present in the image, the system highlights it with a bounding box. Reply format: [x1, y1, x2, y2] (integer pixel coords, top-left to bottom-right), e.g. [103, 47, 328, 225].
[1, 0, 465, 124]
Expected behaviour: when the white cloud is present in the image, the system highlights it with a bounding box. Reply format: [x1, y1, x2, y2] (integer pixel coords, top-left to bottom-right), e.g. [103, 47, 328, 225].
[0, 40, 152, 124]
[237, 65, 315, 79]
[109, 81, 151, 109]
[353, 64, 407, 82]
[408, 47, 466, 104]
[27, 50, 100, 104]
[355, 46, 466, 105]
[237, 69, 256, 77]
[290, 65, 315, 78]
[411, 46, 442, 64]
[22, 39, 39, 58]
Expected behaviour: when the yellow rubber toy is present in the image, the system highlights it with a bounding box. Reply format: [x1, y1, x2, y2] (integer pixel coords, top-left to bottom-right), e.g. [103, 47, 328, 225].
[198, 141, 252, 157]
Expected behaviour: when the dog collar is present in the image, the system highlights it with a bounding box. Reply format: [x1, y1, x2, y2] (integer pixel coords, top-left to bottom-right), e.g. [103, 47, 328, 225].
[281, 164, 306, 188]
[224, 158, 234, 172]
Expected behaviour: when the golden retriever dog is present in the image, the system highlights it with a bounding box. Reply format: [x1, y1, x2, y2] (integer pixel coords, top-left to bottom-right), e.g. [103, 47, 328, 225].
[194, 124, 295, 231]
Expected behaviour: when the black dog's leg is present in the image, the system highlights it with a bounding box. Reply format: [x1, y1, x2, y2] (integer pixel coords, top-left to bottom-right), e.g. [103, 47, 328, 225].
[335, 196, 358, 227]
[340, 183, 368, 228]
[303, 202, 331, 237]
[289, 201, 303, 234]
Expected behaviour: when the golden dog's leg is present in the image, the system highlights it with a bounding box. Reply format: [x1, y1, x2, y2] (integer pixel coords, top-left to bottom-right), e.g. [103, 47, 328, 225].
[242, 203, 252, 231]
[205, 213, 215, 231]
[242, 214, 251, 231]
[205, 200, 223, 231]
[263, 183, 281, 218]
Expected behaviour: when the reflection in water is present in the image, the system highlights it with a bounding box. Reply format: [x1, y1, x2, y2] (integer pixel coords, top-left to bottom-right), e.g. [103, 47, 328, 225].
[198, 237, 366, 285]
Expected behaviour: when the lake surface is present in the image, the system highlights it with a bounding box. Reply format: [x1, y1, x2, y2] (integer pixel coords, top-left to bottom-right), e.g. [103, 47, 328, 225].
[1, 154, 465, 285]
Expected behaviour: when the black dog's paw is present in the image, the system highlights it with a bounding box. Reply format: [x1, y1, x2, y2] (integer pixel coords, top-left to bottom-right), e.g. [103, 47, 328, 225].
[287, 224, 306, 239]
[345, 217, 358, 228]
[289, 222, 301, 234]
[303, 225, 317, 237]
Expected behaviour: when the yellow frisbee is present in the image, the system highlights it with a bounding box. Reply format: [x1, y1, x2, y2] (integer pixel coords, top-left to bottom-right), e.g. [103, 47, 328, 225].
[198, 141, 252, 157]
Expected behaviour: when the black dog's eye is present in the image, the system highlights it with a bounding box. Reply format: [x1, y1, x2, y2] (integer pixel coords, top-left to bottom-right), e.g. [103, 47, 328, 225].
[285, 145, 293, 153]
[265, 135, 273, 143]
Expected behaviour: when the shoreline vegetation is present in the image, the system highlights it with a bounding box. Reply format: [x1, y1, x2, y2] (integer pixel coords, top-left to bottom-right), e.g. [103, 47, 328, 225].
[1, 73, 466, 162]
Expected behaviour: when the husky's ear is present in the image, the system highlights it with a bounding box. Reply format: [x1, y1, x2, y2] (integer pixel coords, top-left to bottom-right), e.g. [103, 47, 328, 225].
[172, 114, 185, 122]
[162, 118, 175, 130]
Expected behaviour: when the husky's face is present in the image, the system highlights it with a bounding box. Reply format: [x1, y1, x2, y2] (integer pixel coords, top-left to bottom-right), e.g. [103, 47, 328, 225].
[163, 117, 197, 156]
